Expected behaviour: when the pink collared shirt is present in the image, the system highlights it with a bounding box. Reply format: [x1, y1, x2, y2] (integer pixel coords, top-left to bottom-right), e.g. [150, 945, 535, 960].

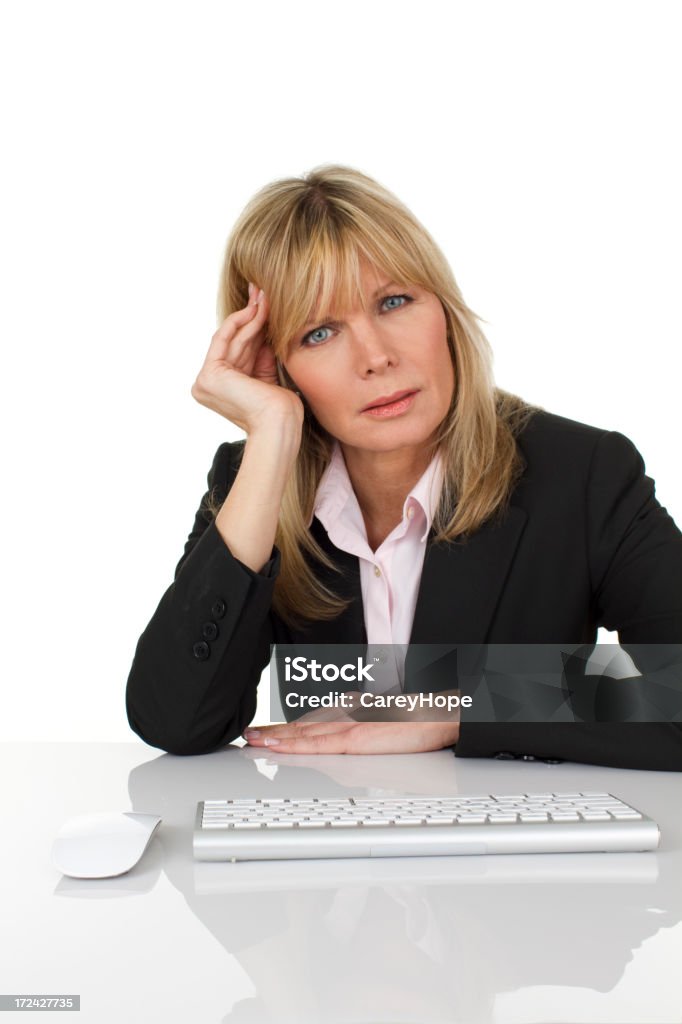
[309, 441, 445, 693]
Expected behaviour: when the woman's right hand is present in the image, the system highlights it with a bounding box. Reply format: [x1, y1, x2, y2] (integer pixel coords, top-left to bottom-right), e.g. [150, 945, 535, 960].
[191, 283, 304, 434]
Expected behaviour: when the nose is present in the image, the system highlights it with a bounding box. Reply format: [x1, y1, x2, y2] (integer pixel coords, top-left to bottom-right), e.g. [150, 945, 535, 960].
[349, 315, 398, 375]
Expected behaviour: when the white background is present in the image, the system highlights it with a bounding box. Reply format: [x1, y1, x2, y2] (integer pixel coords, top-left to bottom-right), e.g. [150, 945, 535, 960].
[1, 0, 680, 742]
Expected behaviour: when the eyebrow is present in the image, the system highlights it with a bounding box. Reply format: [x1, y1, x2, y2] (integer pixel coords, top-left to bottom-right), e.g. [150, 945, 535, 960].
[301, 280, 404, 330]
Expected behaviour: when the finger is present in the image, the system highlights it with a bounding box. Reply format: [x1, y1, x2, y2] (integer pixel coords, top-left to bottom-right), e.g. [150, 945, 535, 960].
[245, 729, 359, 754]
[225, 296, 271, 368]
[215, 292, 271, 373]
[243, 721, 358, 743]
[196, 307, 259, 377]
[204, 293, 269, 365]
[251, 346, 280, 387]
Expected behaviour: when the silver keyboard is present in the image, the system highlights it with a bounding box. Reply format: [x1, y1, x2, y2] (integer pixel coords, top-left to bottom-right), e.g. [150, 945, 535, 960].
[193, 791, 660, 862]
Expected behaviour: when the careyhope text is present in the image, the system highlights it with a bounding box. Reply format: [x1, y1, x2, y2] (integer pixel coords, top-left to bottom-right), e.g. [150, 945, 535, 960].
[284, 691, 473, 712]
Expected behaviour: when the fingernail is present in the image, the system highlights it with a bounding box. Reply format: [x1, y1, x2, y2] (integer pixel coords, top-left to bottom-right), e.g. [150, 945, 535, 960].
[256, 288, 265, 304]
[244, 729, 259, 737]
[264, 737, 280, 746]
[247, 281, 254, 299]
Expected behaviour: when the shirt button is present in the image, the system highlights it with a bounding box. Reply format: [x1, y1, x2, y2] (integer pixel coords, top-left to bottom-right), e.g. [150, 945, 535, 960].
[374, 565, 381, 577]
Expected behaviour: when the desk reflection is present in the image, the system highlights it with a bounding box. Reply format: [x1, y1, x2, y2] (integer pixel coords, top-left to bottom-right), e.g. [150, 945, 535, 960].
[63, 746, 682, 1024]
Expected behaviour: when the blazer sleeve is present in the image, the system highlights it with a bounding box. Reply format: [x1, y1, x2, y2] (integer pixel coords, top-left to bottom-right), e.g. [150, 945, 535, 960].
[455, 430, 682, 770]
[125, 441, 279, 755]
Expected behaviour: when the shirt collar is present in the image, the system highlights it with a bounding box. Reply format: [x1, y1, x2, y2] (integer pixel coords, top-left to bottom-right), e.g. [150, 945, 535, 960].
[309, 440, 445, 543]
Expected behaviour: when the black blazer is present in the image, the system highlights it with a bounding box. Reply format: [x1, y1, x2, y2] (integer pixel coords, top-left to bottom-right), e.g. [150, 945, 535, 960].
[125, 410, 682, 769]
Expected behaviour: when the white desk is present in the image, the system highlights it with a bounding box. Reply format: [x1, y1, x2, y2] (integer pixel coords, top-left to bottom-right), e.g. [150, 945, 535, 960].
[2, 742, 681, 1023]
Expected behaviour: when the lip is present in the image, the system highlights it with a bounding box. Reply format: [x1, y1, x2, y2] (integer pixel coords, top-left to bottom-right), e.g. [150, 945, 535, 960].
[361, 390, 419, 418]
[361, 389, 418, 412]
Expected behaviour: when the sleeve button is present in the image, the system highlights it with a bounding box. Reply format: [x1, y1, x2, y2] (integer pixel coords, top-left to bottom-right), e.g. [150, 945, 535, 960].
[494, 751, 518, 760]
[192, 641, 210, 661]
[202, 621, 219, 641]
[211, 599, 227, 619]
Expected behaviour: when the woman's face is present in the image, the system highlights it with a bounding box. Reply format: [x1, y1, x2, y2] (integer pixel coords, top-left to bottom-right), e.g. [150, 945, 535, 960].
[282, 261, 455, 455]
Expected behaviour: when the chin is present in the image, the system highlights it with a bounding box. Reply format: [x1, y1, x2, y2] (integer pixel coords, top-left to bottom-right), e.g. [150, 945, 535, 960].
[343, 423, 435, 452]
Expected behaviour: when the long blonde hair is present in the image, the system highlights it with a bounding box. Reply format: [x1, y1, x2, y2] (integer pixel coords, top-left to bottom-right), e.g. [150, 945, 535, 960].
[214, 165, 540, 628]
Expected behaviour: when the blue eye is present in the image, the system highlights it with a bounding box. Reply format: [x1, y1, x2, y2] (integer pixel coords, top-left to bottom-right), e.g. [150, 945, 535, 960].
[382, 294, 408, 310]
[307, 326, 333, 345]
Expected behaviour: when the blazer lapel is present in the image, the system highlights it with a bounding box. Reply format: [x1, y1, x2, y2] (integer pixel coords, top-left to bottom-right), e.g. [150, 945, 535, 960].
[409, 504, 528, 644]
[303, 505, 528, 648]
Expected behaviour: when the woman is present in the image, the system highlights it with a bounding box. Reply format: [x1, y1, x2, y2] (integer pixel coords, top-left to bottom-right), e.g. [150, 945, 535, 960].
[125, 165, 682, 768]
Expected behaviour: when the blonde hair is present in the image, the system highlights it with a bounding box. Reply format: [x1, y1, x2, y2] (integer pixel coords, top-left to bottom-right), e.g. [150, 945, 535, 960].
[213, 165, 541, 628]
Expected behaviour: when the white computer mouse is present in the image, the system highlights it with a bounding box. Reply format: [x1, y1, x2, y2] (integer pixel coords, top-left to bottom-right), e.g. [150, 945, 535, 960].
[52, 812, 162, 879]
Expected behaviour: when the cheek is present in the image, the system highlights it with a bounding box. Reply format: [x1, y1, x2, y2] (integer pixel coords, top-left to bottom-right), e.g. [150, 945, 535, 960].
[423, 318, 453, 376]
[286, 356, 345, 409]
[430, 338, 455, 404]
[295, 374, 345, 420]
[309, 381, 347, 414]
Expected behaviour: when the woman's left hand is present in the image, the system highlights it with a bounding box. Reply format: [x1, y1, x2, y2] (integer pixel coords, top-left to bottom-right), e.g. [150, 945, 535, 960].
[242, 717, 460, 755]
